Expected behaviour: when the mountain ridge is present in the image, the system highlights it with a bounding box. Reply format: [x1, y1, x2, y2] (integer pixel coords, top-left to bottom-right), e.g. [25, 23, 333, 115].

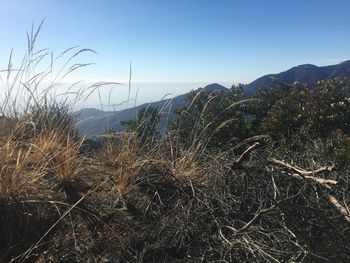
[76, 60, 350, 138]
[244, 60, 350, 94]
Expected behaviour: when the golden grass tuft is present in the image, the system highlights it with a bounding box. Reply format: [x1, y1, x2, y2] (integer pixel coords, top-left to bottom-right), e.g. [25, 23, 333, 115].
[31, 130, 84, 184]
[50, 134, 84, 184]
[106, 132, 168, 197]
[0, 134, 45, 200]
[111, 132, 142, 196]
[106, 130, 214, 198]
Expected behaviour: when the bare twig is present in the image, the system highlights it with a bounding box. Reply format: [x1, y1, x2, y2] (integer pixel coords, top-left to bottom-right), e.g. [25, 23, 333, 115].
[226, 203, 277, 235]
[233, 142, 261, 165]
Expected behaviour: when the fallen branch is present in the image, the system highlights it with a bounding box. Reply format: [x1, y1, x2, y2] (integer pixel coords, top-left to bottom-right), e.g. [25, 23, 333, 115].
[270, 158, 337, 189]
[271, 158, 334, 176]
[270, 159, 350, 223]
[287, 173, 337, 189]
[327, 195, 350, 223]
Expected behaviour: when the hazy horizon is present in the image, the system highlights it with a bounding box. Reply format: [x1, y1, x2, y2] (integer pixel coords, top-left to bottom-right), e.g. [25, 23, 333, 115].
[67, 81, 234, 111]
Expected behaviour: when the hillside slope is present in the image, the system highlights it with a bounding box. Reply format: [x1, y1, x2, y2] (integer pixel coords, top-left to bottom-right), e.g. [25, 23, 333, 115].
[244, 60, 350, 94]
[76, 83, 228, 138]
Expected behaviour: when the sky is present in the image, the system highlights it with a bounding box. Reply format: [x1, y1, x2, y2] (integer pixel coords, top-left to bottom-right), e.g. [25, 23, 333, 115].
[0, 0, 350, 108]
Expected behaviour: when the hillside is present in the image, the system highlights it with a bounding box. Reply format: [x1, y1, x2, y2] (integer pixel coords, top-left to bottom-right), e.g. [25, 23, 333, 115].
[244, 60, 350, 95]
[76, 83, 228, 138]
[2, 77, 349, 262]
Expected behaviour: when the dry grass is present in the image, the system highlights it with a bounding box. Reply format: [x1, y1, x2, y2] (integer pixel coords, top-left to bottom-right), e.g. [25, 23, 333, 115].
[31, 130, 84, 184]
[0, 138, 44, 200]
[0, 21, 106, 261]
[0, 19, 112, 190]
[49, 134, 84, 184]
[110, 132, 153, 196]
[107, 129, 220, 200]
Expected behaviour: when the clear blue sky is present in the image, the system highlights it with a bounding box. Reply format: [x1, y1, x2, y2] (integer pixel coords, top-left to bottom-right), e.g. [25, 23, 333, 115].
[0, 0, 350, 107]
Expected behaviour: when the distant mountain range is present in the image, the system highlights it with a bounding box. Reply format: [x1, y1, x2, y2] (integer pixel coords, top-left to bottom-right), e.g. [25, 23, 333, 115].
[244, 60, 350, 94]
[76, 60, 350, 138]
[76, 83, 227, 138]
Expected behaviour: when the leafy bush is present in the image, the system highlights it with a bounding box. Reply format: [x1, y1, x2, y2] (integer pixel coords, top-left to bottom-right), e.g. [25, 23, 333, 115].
[169, 84, 257, 149]
[259, 79, 350, 139]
